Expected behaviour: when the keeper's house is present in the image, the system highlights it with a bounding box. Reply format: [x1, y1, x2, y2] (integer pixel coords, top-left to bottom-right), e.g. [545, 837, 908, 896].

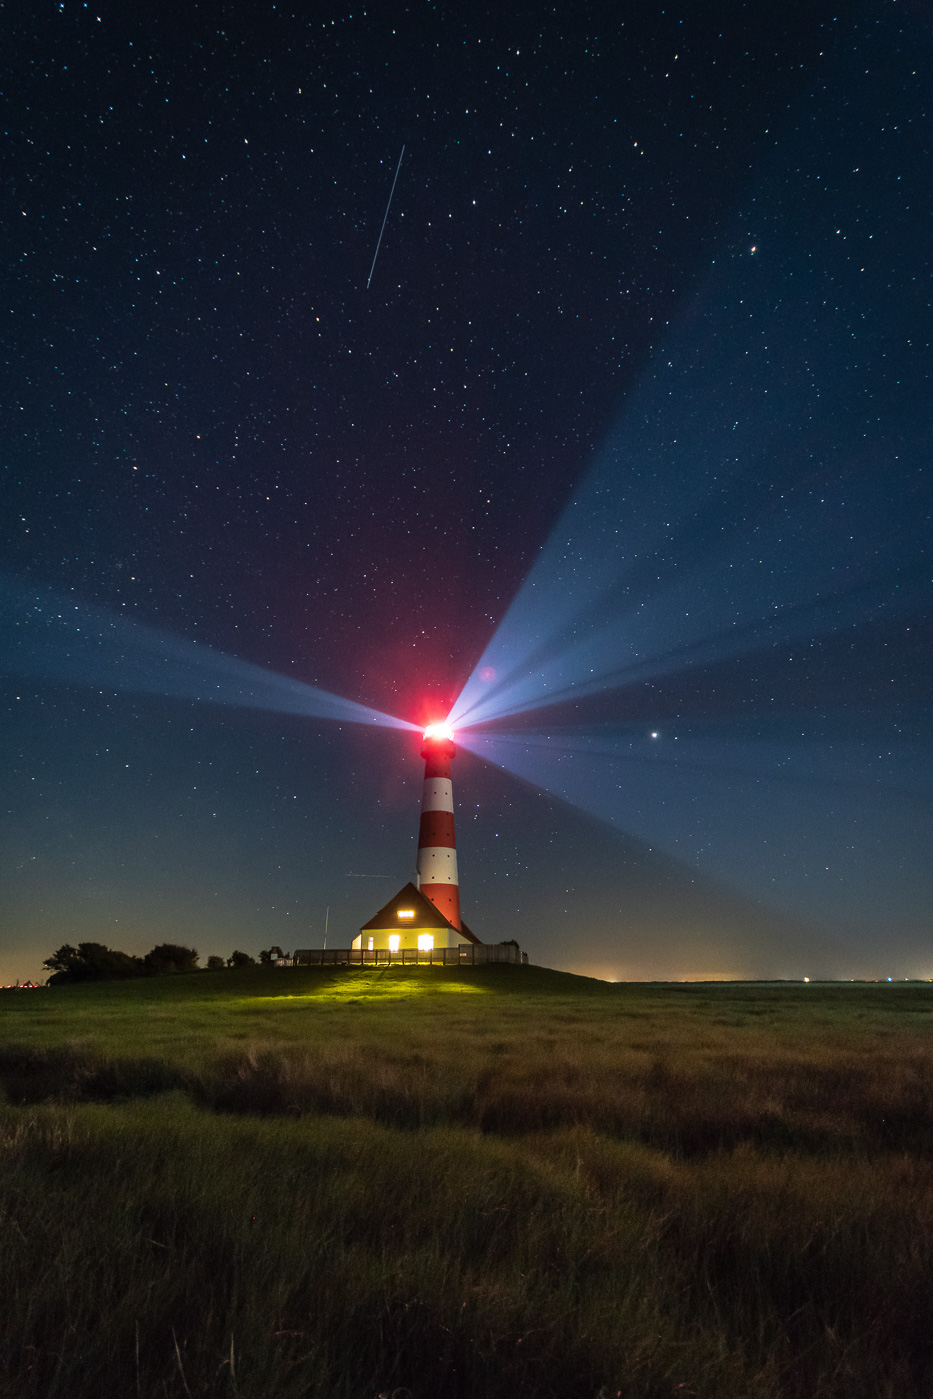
[352, 881, 479, 955]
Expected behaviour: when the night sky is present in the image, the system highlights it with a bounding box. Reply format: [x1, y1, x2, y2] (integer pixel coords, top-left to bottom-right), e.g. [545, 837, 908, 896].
[2, 1, 931, 984]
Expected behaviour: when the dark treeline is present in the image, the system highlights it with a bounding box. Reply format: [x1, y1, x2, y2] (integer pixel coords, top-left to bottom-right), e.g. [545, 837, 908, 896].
[43, 943, 284, 983]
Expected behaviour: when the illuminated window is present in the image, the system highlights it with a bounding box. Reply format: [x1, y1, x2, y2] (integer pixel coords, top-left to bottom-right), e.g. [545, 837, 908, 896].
[418, 934, 434, 952]
[367, 937, 374, 951]
[397, 908, 415, 919]
[389, 935, 400, 953]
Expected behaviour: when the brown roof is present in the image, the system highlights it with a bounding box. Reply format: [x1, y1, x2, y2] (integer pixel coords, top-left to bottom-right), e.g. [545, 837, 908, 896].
[361, 882, 481, 944]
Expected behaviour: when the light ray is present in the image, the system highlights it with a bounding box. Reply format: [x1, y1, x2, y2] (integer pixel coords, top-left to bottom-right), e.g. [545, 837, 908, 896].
[457, 716, 933, 933]
[1, 576, 417, 732]
[449, 135, 930, 733]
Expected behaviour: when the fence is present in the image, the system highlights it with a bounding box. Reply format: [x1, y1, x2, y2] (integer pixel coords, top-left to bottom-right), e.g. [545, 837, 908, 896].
[287, 943, 527, 967]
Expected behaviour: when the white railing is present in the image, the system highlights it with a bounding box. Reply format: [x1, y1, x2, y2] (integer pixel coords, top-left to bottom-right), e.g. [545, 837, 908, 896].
[288, 943, 527, 967]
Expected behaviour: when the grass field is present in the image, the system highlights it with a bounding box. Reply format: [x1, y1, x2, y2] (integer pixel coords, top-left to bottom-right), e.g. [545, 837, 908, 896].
[2, 965, 932, 1398]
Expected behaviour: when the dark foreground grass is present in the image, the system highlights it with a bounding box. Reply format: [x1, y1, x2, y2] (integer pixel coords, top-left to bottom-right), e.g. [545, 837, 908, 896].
[2, 967, 933, 1398]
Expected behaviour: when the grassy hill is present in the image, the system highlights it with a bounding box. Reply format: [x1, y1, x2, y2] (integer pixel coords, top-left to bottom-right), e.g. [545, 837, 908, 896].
[2, 967, 933, 1397]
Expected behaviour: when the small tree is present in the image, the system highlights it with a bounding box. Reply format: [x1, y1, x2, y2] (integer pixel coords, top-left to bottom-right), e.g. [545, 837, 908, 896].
[144, 943, 199, 975]
[206, 955, 226, 971]
[43, 945, 80, 977]
[227, 950, 256, 970]
[259, 945, 284, 965]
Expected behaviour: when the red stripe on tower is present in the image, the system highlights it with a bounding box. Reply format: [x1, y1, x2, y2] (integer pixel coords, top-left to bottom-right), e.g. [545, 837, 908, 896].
[416, 724, 461, 930]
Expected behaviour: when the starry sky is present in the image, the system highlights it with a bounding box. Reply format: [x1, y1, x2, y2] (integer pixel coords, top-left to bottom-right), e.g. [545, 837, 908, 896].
[2, 1, 931, 984]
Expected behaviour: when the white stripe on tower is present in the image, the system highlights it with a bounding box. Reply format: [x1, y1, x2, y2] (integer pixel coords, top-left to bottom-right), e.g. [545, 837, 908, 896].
[421, 778, 454, 813]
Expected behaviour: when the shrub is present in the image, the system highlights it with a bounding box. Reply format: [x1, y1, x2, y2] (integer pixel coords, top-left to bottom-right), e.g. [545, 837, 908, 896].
[143, 943, 199, 975]
[227, 950, 257, 970]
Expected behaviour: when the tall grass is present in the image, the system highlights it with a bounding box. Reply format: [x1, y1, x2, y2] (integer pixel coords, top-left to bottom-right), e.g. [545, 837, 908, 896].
[1, 968, 932, 1396]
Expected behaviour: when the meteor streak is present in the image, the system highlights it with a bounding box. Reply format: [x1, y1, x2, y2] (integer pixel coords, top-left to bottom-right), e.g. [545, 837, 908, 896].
[366, 145, 405, 290]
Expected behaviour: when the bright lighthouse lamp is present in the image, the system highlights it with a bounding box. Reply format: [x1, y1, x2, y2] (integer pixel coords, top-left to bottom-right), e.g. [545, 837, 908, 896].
[423, 721, 456, 743]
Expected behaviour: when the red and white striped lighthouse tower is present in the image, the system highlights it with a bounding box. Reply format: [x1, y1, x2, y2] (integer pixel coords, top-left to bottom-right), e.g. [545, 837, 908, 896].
[416, 723, 461, 931]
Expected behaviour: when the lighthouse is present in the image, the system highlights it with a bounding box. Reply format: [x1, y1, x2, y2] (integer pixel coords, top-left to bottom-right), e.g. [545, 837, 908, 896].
[354, 721, 480, 952]
[416, 721, 461, 929]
